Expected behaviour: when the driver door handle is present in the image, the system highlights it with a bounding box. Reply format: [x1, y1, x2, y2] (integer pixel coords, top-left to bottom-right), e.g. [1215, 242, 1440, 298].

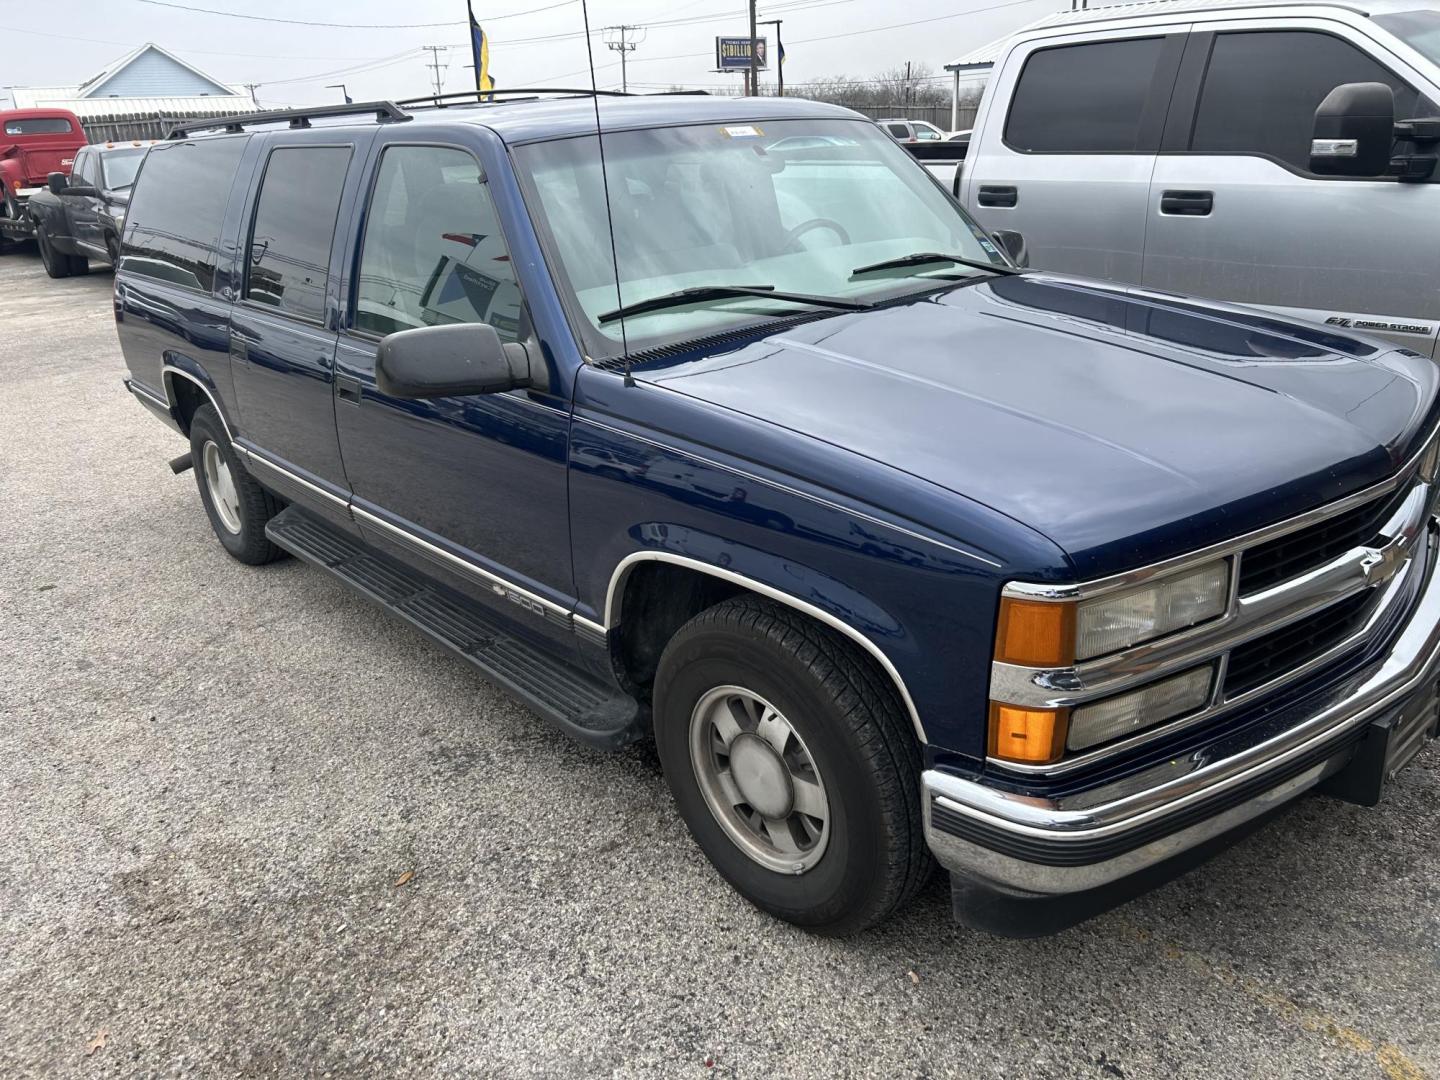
[1160, 190, 1214, 216]
[978, 185, 1018, 208]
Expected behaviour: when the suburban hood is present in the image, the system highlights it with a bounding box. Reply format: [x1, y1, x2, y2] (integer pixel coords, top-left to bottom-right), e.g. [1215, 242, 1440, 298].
[641, 274, 1440, 576]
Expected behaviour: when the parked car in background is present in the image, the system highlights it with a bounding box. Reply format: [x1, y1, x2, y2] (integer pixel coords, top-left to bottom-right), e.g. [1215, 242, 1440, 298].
[960, 0, 1440, 356]
[0, 108, 85, 240]
[26, 141, 152, 277]
[118, 93, 1440, 938]
[878, 117, 948, 142]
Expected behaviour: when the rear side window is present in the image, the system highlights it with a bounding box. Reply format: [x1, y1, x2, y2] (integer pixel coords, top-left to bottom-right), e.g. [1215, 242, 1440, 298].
[885, 123, 909, 138]
[4, 117, 73, 135]
[1189, 31, 1424, 171]
[245, 146, 351, 323]
[353, 145, 522, 340]
[1006, 37, 1166, 152]
[123, 136, 248, 293]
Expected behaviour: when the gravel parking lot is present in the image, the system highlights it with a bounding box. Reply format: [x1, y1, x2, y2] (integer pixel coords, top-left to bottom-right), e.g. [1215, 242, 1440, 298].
[2, 247, 1438, 1079]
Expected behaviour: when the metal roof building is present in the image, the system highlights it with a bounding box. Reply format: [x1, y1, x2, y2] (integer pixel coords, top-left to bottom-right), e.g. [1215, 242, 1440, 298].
[5, 44, 258, 141]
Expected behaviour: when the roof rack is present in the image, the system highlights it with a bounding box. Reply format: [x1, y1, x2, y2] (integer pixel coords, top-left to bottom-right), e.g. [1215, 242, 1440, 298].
[396, 88, 633, 108]
[167, 100, 409, 139]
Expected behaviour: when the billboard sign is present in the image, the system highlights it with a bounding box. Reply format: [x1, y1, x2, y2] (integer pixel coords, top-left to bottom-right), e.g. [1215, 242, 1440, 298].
[715, 36, 767, 71]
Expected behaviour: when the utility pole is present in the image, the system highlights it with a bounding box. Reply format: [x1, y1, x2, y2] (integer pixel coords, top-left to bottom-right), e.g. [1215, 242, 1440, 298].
[904, 60, 912, 110]
[603, 25, 644, 93]
[748, 0, 758, 97]
[326, 83, 353, 104]
[422, 45, 449, 98]
[242, 82, 260, 106]
[759, 19, 783, 96]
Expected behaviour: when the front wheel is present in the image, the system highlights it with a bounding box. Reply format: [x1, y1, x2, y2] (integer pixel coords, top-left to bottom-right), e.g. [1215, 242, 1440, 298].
[189, 403, 285, 565]
[35, 225, 72, 279]
[654, 596, 932, 935]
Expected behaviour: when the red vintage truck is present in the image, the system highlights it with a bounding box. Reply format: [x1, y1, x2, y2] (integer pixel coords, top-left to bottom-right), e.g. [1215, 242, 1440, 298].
[0, 108, 86, 245]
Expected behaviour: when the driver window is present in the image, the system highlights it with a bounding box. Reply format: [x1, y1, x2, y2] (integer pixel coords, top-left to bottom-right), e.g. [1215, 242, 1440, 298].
[354, 145, 523, 340]
[72, 151, 97, 187]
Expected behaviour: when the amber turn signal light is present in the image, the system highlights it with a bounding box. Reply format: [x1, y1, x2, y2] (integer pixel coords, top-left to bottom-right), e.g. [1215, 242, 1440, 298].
[988, 702, 1070, 765]
[994, 596, 1076, 667]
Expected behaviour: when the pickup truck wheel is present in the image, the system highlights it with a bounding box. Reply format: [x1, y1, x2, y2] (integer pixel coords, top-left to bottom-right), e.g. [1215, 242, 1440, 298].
[105, 233, 120, 265]
[189, 404, 284, 565]
[654, 596, 931, 935]
[35, 225, 72, 279]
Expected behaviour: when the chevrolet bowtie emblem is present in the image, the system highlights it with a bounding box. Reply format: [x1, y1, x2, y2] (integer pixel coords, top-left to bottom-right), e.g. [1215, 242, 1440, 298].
[1360, 539, 1409, 585]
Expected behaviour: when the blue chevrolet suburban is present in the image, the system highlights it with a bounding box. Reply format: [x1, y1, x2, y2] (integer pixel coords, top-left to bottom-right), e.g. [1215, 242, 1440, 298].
[115, 92, 1440, 936]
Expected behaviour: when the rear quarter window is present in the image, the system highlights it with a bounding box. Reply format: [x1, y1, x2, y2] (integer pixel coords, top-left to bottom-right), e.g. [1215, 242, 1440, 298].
[122, 136, 249, 293]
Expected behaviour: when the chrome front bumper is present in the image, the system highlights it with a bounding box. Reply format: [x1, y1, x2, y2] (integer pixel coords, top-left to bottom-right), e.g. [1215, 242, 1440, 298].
[924, 519, 1440, 903]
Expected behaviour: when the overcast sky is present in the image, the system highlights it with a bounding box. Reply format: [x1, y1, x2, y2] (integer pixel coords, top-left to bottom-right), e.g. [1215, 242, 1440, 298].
[1, 0, 1054, 107]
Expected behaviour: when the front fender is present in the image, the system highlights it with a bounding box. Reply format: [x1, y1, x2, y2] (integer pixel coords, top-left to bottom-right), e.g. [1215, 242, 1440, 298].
[567, 381, 1067, 760]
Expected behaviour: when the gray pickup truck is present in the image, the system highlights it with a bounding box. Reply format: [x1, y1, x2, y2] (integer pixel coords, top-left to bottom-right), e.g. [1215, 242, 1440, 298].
[955, 0, 1440, 356]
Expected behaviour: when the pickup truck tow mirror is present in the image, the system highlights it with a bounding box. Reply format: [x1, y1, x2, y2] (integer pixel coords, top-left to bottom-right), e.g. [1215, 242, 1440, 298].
[991, 229, 1029, 269]
[46, 171, 67, 195]
[1311, 82, 1394, 176]
[61, 183, 99, 198]
[375, 322, 539, 399]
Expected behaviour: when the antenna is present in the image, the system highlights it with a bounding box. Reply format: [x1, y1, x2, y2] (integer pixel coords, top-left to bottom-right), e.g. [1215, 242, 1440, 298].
[582, 0, 632, 382]
[602, 25, 646, 94]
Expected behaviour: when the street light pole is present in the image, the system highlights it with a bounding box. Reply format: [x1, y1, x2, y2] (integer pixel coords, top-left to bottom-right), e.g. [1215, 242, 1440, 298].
[325, 83, 353, 104]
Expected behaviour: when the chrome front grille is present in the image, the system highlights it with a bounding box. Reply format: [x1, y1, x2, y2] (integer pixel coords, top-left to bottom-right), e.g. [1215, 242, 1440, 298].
[1238, 483, 1414, 594]
[991, 452, 1437, 776]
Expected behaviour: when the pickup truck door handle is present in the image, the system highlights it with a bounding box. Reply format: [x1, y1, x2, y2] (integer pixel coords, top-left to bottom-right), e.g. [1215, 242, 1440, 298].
[337, 375, 362, 403]
[1160, 190, 1214, 216]
[977, 185, 1018, 208]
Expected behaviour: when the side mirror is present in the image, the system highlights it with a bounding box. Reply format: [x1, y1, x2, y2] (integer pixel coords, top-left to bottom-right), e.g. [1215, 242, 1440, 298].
[46, 172, 67, 195]
[375, 322, 538, 399]
[61, 183, 99, 198]
[1311, 81, 1394, 176]
[992, 229, 1029, 269]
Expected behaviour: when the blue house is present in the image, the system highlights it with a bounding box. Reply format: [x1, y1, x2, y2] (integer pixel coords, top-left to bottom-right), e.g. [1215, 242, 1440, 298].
[6, 43, 258, 140]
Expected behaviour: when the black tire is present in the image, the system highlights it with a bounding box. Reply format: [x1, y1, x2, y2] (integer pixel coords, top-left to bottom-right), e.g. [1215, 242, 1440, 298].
[654, 595, 932, 935]
[188, 403, 285, 565]
[35, 225, 72, 279]
[68, 252, 89, 275]
[105, 232, 120, 266]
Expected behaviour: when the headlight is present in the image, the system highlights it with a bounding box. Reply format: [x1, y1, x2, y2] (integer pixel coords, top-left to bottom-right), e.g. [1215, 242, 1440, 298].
[1066, 665, 1213, 751]
[1074, 560, 1229, 660]
[994, 559, 1231, 668]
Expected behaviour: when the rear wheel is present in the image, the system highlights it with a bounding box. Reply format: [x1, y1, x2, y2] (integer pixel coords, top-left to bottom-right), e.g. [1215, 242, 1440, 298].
[189, 404, 285, 565]
[654, 596, 932, 935]
[35, 225, 72, 279]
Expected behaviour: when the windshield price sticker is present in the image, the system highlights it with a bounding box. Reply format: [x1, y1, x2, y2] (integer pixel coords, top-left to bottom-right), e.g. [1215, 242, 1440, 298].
[721, 125, 764, 138]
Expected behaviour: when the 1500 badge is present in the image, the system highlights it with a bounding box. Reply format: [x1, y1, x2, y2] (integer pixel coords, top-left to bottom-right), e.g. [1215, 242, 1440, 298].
[1326, 316, 1432, 336]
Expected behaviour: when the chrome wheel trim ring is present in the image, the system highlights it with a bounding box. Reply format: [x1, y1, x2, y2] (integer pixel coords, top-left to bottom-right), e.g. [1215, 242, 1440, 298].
[688, 684, 832, 875]
[202, 440, 242, 535]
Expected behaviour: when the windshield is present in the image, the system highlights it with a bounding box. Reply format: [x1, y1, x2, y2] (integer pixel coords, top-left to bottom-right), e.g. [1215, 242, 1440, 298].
[1375, 9, 1440, 67]
[513, 118, 1007, 358]
[101, 147, 148, 190]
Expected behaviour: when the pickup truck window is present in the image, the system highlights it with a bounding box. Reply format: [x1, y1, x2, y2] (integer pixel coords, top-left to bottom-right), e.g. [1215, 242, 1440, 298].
[71, 149, 96, 187]
[123, 136, 248, 293]
[514, 118, 1004, 358]
[1005, 37, 1165, 153]
[1190, 31, 1424, 172]
[4, 117, 72, 135]
[101, 147, 147, 191]
[354, 145, 522, 340]
[245, 146, 351, 323]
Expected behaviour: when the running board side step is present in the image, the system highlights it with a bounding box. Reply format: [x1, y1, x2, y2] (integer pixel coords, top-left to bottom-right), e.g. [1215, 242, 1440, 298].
[265, 506, 644, 748]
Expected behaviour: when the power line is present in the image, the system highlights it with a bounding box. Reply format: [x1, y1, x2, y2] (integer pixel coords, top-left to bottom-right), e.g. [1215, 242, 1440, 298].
[130, 0, 577, 29]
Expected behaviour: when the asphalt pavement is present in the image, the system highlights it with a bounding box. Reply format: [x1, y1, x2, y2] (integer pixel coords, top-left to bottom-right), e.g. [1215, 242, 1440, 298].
[2, 246, 1437, 1079]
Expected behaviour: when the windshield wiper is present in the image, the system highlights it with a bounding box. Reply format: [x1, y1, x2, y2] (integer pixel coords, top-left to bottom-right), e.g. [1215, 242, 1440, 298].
[850, 251, 1022, 279]
[597, 284, 870, 325]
